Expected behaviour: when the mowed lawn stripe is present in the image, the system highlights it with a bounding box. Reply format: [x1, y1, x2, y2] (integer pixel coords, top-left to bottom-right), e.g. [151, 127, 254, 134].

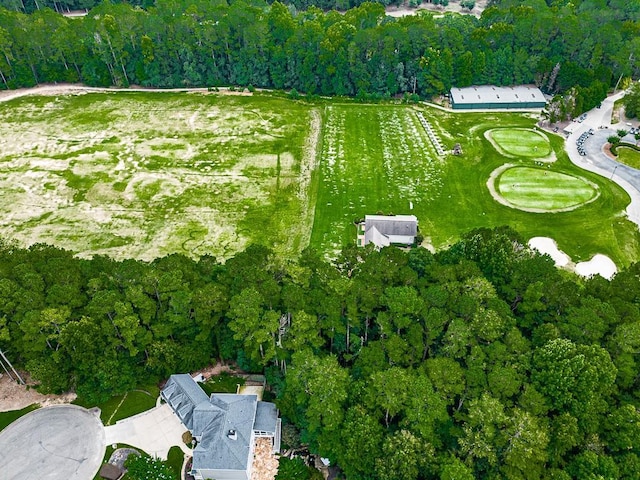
[311, 105, 441, 256]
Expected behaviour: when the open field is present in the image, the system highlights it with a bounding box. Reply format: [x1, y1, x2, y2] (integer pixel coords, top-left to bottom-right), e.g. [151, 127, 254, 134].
[0, 92, 317, 261]
[617, 147, 640, 170]
[311, 105, 640, 266]
[487, 128, 552, 158]
[1, 91, 639, 267]
[496, 167, 598, 211]
[310, 104, 443, 256]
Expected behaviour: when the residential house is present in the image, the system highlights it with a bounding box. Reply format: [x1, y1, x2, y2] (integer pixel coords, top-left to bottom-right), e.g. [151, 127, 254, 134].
[161, 374, 281, 480]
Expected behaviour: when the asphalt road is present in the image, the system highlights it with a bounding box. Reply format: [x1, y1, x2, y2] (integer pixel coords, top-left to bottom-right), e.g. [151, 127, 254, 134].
[564, 91, 640, 227]
[0, 405, 105, 480]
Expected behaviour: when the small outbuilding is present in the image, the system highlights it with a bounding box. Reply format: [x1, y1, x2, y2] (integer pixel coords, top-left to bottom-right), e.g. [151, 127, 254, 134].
[357, 215, 418, 249]
[450, 85, 546, 110]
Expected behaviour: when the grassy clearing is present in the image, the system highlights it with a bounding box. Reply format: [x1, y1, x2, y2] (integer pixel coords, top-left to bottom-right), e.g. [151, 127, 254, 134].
[200, 372, 246, 396]
[488, 128, 551, 157]
[1, 92, 639, 268]
[310, 104, 442, 256]
[497, 167, 597, 210]
[616, 147, 640, 169]
[0, 404, 38, 432]
[74, 384, 159, 425]
[0, 92, 315, 261]
[424, 109, 640, 266]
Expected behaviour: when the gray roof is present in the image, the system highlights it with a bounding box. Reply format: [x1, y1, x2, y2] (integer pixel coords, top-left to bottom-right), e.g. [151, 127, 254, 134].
[194, 394, 258, 471]
[162, 374, 211, 431]
[450, 85, 545, 106]
[364, 215, 417, 247]
[162, 375, 282, 474]
[254, 402, 278, 433]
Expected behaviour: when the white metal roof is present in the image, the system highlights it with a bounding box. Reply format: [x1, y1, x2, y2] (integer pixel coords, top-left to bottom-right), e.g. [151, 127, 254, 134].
[451, 85, 546, 106]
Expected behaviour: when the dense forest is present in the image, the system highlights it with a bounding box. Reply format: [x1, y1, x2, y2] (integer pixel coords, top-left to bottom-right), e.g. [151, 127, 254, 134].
[0, 0, 638, 112]
[1, 227, 640, 479]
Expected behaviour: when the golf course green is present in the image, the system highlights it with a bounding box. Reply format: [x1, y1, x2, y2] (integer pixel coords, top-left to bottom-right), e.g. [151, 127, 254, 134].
[496, 167, 598, 211]
[488, 128, 552, 157]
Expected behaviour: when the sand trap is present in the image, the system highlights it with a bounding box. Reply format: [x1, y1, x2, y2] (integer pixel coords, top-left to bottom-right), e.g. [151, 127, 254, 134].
[575, 254, 618, 280]
[528, 236, 617, 280]
[528, 237, 571, 267]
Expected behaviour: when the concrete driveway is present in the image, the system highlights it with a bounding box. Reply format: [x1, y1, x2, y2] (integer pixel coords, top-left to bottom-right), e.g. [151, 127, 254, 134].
[0, 405, 105, 480]
[564, 91, 640, 228]
[104, 403, 191, 460]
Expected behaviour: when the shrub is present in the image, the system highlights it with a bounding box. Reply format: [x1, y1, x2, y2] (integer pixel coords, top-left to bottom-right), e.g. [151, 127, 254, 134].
[125, 455, 176, 480]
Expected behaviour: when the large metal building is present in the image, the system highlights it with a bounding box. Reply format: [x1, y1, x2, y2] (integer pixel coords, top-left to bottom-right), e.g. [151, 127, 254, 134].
[450, 85, 546, 110]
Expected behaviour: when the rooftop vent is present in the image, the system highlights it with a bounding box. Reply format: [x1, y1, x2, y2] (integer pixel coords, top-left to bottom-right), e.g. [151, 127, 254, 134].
[228, 429, 237, 440]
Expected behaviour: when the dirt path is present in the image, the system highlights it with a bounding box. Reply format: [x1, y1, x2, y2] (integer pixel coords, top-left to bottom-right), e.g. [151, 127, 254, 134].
[0, 83, 256, 104]
[0, 374, 75, 412]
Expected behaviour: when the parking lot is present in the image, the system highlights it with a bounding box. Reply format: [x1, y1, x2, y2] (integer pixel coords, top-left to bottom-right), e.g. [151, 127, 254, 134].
[564, 91, 640, 227]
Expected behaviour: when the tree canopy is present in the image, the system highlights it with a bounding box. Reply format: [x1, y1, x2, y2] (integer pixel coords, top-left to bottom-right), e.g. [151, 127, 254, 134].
[0, 0, 638, 114]
[2, 226, 640, 477]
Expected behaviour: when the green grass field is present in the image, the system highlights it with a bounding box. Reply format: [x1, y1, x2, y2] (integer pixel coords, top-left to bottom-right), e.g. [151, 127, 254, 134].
[616, 147, 640, 170]
[497, 167, 598, 210]
[311, 105, 640, 266]
[0, 92, 316, 261]
[310, 104, 442, 256]
[1, 92, 639, 268]
[74, 384, 159, 425]
[488, 128, 551, 157]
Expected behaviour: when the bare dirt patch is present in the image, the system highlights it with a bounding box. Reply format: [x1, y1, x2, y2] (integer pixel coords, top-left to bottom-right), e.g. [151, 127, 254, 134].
[0, 373, 75, 412]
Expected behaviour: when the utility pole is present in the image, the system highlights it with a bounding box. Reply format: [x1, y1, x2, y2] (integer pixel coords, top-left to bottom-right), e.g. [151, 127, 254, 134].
[0, 347, 25, 385]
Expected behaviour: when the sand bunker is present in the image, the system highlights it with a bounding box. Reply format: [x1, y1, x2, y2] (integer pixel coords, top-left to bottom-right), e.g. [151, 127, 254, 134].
[528, 236, 617, 280]
[528, 237, 571, 267]
[575, 254, 618, 280]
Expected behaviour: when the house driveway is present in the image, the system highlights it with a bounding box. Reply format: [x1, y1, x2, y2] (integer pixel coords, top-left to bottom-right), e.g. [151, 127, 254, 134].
[104, 403, 191, 460]
[0, 405, 105, 480]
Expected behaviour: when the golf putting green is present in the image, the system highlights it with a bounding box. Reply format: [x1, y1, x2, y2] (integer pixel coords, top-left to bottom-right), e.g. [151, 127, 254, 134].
[496, 167, 598, 211]
[488, 128, 551, 157]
